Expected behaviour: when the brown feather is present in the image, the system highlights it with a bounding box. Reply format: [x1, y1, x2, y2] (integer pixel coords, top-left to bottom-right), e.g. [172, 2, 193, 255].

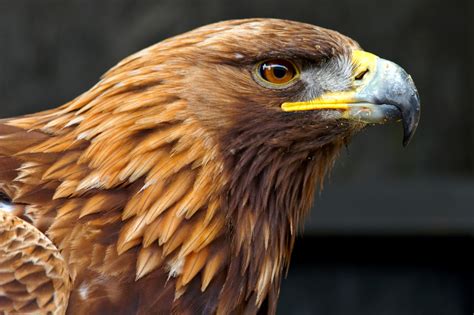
[0, 18, 363, 314]
[0, 211, 71, 314]
[135, 244, 163, 281]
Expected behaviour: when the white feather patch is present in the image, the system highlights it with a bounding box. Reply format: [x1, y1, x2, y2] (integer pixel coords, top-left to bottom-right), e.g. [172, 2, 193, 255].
[78, 282, 89, 300]
[0, 202, 13, 213]
[167, 257, 184, 279]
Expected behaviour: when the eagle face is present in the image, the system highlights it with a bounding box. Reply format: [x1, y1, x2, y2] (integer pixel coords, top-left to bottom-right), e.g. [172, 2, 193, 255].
[168, 19, 419, 149]
[0, 19, 420, 315]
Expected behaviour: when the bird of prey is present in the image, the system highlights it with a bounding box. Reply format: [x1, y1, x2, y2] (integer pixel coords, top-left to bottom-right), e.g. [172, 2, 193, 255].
[0, 19, 420, 314]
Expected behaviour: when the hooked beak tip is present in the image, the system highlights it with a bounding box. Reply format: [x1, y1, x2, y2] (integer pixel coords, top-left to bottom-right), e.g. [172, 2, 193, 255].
[398, 81, 421, 147]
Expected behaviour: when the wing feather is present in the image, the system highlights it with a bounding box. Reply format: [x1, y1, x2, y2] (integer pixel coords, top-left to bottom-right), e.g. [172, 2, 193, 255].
[0, 211, 71, 314]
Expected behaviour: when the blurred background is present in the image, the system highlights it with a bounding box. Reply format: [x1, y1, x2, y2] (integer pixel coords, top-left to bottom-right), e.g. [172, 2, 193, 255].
[0, 0, 472, 314]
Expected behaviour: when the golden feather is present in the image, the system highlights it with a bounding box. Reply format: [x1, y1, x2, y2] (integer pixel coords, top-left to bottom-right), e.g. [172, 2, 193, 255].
[0, 18, 419, 314]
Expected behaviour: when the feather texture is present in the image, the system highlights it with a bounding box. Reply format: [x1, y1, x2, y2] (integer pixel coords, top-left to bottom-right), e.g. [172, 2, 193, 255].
[0, 211, 71, 314]
[0, 18, 362, 314]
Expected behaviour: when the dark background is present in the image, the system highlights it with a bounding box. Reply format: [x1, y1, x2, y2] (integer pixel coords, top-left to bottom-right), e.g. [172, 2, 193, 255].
[0, 1, 472, 314]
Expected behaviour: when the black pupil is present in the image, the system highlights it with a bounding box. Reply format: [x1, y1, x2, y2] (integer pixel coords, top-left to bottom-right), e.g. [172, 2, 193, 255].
[272, 65, 288, 79]
[261, 62, 290, 81]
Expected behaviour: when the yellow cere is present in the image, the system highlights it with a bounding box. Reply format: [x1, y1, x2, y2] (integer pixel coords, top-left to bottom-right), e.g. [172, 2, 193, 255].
[351, 50, 378, 79]
[281, 50, 379, 112]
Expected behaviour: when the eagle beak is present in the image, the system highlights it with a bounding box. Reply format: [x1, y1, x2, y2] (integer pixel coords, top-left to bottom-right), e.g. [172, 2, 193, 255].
[281, 50, 421, 146]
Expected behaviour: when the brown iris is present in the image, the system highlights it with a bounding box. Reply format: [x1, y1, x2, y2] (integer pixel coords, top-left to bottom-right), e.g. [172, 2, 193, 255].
[258, 59, 297, 85]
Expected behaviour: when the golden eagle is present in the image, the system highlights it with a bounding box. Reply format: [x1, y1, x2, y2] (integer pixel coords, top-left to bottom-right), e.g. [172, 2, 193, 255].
[0, 19, 420, 314]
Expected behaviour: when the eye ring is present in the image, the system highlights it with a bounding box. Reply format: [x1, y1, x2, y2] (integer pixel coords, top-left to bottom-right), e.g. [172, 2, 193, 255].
[254, 59, 299, 88]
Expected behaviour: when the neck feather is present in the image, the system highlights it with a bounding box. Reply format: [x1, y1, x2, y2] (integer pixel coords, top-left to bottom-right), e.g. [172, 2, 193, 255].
[215, 110, 351, 313]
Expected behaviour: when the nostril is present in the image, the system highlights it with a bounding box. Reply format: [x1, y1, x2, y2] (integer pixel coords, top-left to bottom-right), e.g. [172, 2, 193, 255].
[355, 68, 369, 81]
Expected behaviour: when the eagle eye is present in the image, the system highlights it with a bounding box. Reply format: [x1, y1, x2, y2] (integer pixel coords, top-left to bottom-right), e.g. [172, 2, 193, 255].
[256, 59, 299, 87]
